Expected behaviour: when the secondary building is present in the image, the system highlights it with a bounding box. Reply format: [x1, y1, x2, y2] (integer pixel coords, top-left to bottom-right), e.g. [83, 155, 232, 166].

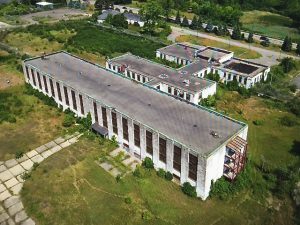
[23, 51, 248, 200]
[97, 9, 144, 27]
[107, 53, 216, 104]
[156, 43, 270, 89]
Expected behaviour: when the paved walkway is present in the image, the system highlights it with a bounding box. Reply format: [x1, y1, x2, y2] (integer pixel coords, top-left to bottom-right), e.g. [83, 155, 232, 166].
[99, 148, 140, 177]
[0, 132, 81, 225]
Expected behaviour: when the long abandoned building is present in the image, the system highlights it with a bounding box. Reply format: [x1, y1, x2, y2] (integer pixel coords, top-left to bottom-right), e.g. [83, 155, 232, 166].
[23, 51, 248, 200]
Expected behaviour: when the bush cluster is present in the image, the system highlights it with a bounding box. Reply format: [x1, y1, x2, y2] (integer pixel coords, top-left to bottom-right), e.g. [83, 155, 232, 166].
[142, 157, 154, 169]
[157, 168, 173, 181]
[181, 182, 197, 198]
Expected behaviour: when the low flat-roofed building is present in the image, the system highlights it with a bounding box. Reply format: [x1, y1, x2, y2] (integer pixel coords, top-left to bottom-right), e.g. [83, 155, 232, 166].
[107, 53, 216, 104]
[213, 58, 270, 89]
[156, 43, 270, 89]
[23, 51, 248, 199]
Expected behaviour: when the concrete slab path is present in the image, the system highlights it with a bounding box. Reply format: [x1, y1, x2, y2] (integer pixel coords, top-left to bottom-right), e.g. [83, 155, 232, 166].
[0, 132, 81, 225]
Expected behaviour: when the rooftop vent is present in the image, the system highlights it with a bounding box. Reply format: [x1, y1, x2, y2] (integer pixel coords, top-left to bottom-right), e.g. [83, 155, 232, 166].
[159, 74, 168, 79]
[195, 82, 200, 86]
[210, 131, 220, 138]
[193, 124, 197, 128]
[183, 79, 190, 86]
[41, 52, 47, 60]
[107, 84, 111, 87]
[179, 70, 187, 75]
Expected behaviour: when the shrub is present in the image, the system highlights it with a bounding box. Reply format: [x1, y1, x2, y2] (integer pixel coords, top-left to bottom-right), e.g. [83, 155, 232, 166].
[124, 196, 132, 204]
[182, 182, 197, 197]
[133, 165, 145, 178]
[21, 172, 31, 180]
[157, 168, 166, 178]
[15, 151, 24, 159]
[33, 162, 39, 170]
[62, 114, 74, 127]
[165, 171, 173, 181]
[7, 116, 16, 123]
[142, 157, 154, 169]
[280, 115, 297, 127]
[253, 120, 263, 126]
[116, 174, 121, 182]
[142, 210, 153, 220]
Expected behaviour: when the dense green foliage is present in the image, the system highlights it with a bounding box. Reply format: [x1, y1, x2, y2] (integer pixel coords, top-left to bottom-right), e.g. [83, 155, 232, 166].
[181, 182, 197, 197]
[19, 20, 163, 59]
[142, 157, 154, 169]
[0, 1, 33, 16]
[281, 36, 293, 52]
[105, 13, 128, 29]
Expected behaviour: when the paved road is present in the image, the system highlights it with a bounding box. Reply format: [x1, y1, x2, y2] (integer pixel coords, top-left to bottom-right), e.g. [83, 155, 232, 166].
[114, 4, 298, 49]
[169, 26, 300, 66]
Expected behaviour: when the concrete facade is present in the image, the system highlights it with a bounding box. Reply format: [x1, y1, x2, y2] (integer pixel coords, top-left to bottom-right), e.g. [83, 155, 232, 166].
[23, 52, 248, 200]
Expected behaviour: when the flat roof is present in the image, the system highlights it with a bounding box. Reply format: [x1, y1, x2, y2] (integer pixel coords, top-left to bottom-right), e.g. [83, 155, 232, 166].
[216, 58, 267, 78]
[109, 53, 213, 93]
[157, 43, 204, 61]
[25, 52, 245, 156]
[197, 47, 232, 61]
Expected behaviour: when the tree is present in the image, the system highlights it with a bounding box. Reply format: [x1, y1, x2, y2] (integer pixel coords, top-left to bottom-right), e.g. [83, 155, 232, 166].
[281, 36, 292, 52]
[181, 16, 189, 27]
[280, 57, 295, 73]
[140, 0, 162, 33]
[247, 32, 254, 43]
[94, 0, 112, 10]
[197, 16, 202, 29]
[175, 10, 181, 24]
[231, 25, 242, 40]
[111, 14, 128, 28]
[190, 15, 198, 30]
[296, 42, 300, 55]
[159, 0, 174, 20]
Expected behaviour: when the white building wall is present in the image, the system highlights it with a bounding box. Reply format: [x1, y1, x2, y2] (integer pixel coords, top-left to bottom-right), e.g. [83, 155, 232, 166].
[200, 82, 217, 99]
[23, 63, 249, 200]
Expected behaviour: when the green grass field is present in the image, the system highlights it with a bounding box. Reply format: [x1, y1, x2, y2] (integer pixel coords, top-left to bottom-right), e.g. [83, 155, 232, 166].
[0, 85, 66, 160]
[240, 10, 300, 42]
[21, 135, 296, 225]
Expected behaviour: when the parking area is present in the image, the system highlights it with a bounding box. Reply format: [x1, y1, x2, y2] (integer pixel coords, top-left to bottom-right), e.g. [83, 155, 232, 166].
[20, 8, 90, 24]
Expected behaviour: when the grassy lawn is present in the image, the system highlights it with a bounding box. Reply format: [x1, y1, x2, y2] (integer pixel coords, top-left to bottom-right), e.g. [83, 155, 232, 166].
[241, 10, 300, 42]
[0, 85, 66, 160]
[22, 135, 295, 225]
[176, 35, 262, 59]
[215, 91, 300, 167]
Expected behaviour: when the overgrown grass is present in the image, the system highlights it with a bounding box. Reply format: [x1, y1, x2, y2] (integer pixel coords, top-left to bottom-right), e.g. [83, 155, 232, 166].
[0, 85, 65, 160]
[176, 35, 262, 59]
[240, 10, 300, 42]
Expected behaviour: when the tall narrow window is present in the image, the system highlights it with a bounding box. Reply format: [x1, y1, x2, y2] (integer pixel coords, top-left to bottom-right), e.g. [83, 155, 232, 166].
[173, 145, 181, 172]
[36, 72, 42, 90]
[31, 69, 36, 86]
[79, 94, 84, 115]
[102, 107, 107, 128]
[56, 82, 62, 101]
[142, 77, 146, 83]
[49, 79, 55, 97]
[25, 66, 30, 80]
[64, 86, 69, 106]
[43, 76, 48, 93]
[159, 137, 167, 163]
[188, 153, 198, 181]
[146, 130, 153, 155]
[122, 117, 128, 141]
[93, 101, 98, 123]
[134, 124, 140, 147]
[111, 112, 118, 134]
[71, 90, 77, 110]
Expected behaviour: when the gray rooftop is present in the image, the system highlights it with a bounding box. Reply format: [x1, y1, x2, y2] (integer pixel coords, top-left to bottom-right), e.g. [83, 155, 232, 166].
[25, 52, 245, 156]
[215, 57, 268, 78]
[109, 53, 213, 93]
[197, 47, 232, 62]
[157, 43, 203, 61]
